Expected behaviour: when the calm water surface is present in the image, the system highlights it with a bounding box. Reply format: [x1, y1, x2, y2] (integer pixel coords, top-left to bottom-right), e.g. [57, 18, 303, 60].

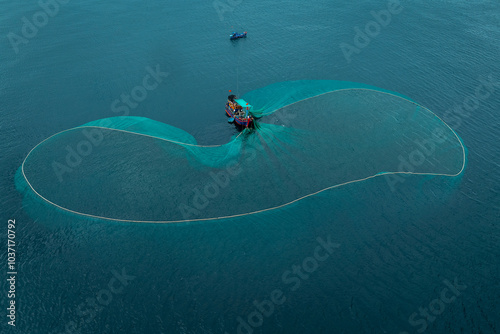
[1, 0, 499, 333]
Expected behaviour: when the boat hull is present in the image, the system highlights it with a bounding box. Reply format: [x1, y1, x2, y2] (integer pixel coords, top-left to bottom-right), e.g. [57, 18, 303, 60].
[225, 104, 253, 127]
[230, 32, 247, 40]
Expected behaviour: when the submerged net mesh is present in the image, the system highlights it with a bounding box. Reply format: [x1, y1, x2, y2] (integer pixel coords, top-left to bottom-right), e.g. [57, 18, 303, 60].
[16, 80, 466, 223]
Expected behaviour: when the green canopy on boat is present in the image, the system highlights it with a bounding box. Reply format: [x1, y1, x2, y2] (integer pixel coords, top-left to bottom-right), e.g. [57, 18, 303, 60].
[235, 99, 252, 109]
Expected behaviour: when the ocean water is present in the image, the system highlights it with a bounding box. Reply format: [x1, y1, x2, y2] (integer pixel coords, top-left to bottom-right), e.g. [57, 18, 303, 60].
[1, 0, 499, 333]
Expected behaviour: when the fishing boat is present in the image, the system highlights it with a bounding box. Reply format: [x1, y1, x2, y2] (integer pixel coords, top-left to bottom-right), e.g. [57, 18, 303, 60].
[230, 31, 247, 40]
[226, 95, 254, 127]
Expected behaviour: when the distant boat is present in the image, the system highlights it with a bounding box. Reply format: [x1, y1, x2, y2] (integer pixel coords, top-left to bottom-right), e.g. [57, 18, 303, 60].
[226, 95, 253, 127]
[230, 31, 247, 40]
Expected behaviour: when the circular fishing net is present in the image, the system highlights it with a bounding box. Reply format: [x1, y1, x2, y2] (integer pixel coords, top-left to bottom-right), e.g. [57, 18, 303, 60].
[16, 81, 466, 223]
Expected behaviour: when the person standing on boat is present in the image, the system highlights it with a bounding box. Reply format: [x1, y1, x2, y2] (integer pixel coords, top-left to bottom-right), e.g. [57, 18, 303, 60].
[235, 104, 243, 117]
[228, 94, 243, 116]
[227, 94, 235, 109]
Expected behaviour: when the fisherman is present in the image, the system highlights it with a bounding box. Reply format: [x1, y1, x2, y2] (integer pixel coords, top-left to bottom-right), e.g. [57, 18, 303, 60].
[235, 104, 243, 116]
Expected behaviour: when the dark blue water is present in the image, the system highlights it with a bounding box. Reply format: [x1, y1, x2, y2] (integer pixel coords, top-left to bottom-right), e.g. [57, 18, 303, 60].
[1, 1, 499, 333]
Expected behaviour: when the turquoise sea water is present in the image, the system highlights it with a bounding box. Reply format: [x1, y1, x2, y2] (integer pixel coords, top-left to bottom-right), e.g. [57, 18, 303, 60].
[1, 1, 499, 333]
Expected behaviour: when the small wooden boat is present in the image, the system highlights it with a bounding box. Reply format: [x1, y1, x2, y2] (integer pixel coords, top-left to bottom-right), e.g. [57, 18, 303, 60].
[226, 95, 254, 127]
[230, 31, 247, 40]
